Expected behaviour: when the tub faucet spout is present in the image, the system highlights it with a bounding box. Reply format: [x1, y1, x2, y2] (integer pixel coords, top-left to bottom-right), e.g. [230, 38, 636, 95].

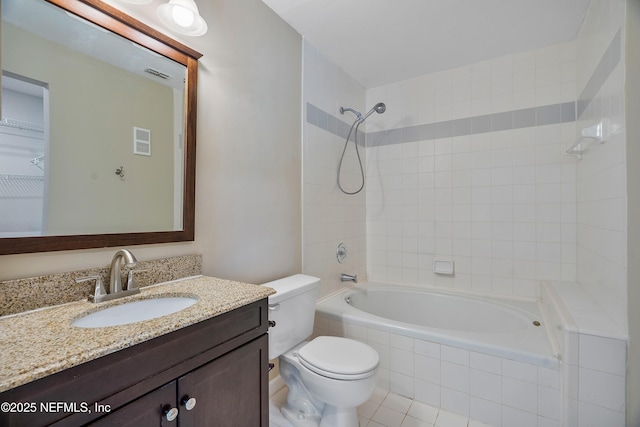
[340, 273, 357, 283]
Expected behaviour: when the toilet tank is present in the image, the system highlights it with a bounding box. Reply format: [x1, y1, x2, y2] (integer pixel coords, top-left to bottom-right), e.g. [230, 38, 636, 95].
[263, 274, 320, 359]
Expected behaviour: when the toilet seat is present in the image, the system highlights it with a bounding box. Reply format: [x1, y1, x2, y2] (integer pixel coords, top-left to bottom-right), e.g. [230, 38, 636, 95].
[296, 336, 379, 380]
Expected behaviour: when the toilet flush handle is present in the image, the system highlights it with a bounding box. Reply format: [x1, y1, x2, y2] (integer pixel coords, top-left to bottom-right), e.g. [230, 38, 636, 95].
[268, 304, 279, 328]
[269, 303, 280, 311]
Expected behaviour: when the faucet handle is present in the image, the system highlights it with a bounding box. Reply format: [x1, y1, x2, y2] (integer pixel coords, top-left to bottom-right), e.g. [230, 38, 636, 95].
[75, 275, 107, 301]
[126, 269, 148, 291]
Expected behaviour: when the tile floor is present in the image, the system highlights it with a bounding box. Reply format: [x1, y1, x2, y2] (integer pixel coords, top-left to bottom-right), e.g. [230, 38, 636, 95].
[270, 386, 493, 427]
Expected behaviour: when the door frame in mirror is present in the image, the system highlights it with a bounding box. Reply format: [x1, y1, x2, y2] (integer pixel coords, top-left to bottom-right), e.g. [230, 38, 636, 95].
[0, 0, 202, 255]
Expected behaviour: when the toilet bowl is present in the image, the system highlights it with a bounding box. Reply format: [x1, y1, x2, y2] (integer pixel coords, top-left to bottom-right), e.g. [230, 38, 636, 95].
[264, 275, 379, 427]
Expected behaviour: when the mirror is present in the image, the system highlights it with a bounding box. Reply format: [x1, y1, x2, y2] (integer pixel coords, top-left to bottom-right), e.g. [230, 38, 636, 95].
[0, 0, 201, 255]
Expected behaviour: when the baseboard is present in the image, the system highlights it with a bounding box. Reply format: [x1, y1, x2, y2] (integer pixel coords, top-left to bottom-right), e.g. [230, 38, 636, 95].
[269, 374, 285, 397]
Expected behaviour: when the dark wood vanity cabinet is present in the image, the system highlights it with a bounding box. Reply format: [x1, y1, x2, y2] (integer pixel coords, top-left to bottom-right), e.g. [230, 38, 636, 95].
[0, 299, 269, 427]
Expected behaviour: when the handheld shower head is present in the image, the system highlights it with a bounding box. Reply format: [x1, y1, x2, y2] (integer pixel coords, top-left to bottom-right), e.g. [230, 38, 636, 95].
[360, 102, 386, 121]
[339, 102, 386, 123]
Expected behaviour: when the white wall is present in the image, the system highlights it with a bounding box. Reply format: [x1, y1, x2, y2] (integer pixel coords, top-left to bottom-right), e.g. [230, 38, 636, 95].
[575, 0, 628, 334]
[364, 43, 577, 298]
[0, 0, 303, 285]
[625, 0, 640, 424]
[302, 41, 367, 297]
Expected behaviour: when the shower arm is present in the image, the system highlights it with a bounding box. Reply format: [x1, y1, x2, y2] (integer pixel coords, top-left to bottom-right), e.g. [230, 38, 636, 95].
[339, 107, 362, 121]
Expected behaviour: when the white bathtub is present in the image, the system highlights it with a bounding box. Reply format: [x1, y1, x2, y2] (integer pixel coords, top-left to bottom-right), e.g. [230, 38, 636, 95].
[316, 283, 559, 368]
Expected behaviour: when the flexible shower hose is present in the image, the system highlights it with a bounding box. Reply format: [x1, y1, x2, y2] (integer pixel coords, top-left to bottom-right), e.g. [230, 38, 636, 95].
[337, 118, 365, 195]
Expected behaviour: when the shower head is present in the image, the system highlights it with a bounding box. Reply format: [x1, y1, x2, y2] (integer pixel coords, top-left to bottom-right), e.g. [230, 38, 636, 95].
[373, 102, 386, 114]
[339, 106, 362, 121]
[339, 102, 386, 123]
[360, 102, 386, 121]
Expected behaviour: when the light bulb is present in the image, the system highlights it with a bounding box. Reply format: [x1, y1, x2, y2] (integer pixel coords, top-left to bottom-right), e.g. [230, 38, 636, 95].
[172, 5, 195, 27]
[157, 0, 208, 36]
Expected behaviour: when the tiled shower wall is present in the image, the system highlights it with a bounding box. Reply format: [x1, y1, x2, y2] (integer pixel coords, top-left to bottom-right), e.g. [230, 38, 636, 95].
[575, 0, 627, 334]
[363, 42, 578, 298]
[564, 0, 628, 425]
[302, 41, 368, 298]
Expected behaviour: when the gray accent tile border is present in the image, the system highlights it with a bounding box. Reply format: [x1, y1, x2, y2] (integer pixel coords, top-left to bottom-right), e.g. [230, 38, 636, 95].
[366, 102, 576, 147]
[307, 101, 576, 148]
[577, 29, 622, 118]
[306, 26, 620, 148]
[306, 103, 365, 144]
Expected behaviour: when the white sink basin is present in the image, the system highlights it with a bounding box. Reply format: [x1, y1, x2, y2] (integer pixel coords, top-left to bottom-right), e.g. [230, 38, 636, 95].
[72, 297, 198, 328]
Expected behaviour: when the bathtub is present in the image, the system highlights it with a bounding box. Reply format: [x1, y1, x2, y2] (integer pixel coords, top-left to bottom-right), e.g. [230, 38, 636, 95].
[315, 283, 559, 368]
[314, 282, 564, 424]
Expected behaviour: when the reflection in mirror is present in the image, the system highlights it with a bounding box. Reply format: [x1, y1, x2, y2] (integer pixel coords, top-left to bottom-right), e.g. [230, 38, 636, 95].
[0, 0, 201, 254]
[2, 0, 185, 236]
[0, 73, 46, 236]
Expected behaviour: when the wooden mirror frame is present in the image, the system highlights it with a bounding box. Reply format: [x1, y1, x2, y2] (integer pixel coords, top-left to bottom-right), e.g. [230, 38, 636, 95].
[0, 0, 202, 255]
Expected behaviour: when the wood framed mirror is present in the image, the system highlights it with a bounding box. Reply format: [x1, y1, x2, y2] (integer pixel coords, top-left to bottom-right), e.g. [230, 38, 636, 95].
[0, 0, 202, 255]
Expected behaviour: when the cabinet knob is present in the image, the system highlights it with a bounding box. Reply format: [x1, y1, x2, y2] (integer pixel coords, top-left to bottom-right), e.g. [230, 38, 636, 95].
[164, 406, 179, 422]
[182, 396, 197, 411]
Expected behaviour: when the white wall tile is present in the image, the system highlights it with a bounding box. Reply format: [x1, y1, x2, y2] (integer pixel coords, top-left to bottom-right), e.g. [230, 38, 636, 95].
[502, 406, 537, 427]
[391, 371, 415, 398]
[538, 366, 561, 389]
[502, 377, 537, 413]
[364, 41, 581, 296]
[578, 334, 626, 376]
[415, 379, 441, 407]
[415, 354, 441, 384]
[469, 397, 502, 427]
[470, 352, 502, 375]
[441, 346, 469, 366]
[440, 388, 470, 417]
[502, 359, 538, 383]
[538, 415, 562, 427]
[578, 401, 625, 427]
[578, 367, 625, 411]
[415, 339, 441, 358]
[470, 369, 501, 403]
[441, 362, 469, 393]
[538, 386, 562, 421]
[391, 348, 415, 376]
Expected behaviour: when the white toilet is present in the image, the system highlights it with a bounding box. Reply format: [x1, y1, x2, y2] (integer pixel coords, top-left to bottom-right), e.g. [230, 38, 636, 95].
[265, 274, 379, 427]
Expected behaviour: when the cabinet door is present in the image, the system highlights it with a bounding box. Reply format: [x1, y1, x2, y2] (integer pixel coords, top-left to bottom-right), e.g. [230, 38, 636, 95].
[177, 335, 268, 427]
[87, 381, 177, 427]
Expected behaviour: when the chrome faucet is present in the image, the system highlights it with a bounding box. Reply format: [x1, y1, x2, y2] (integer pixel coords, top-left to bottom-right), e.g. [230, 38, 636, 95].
[110, 249, 138, 294]
[76, 249, 141, 303]
[340, 273, 357, 283]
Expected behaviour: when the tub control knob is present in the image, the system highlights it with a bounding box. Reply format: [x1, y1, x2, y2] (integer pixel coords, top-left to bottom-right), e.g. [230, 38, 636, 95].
[164, 406, 179, 422]
[182, 396, 197, 411]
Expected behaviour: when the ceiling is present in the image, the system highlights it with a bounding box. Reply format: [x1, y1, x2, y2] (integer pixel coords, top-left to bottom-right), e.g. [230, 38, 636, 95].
[262, 0, 591, 88]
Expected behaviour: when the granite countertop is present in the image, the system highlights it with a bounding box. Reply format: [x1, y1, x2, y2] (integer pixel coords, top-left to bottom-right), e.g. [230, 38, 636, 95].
[0, 275, 275, 393]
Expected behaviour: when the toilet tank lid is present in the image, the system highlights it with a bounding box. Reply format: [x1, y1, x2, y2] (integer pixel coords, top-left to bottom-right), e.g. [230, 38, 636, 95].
[262, 274, 320, 304]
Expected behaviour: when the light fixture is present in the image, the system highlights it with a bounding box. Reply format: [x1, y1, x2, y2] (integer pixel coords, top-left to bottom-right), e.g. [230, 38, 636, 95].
[157, 0, 208, 36]
[117, 0, 152, 4]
